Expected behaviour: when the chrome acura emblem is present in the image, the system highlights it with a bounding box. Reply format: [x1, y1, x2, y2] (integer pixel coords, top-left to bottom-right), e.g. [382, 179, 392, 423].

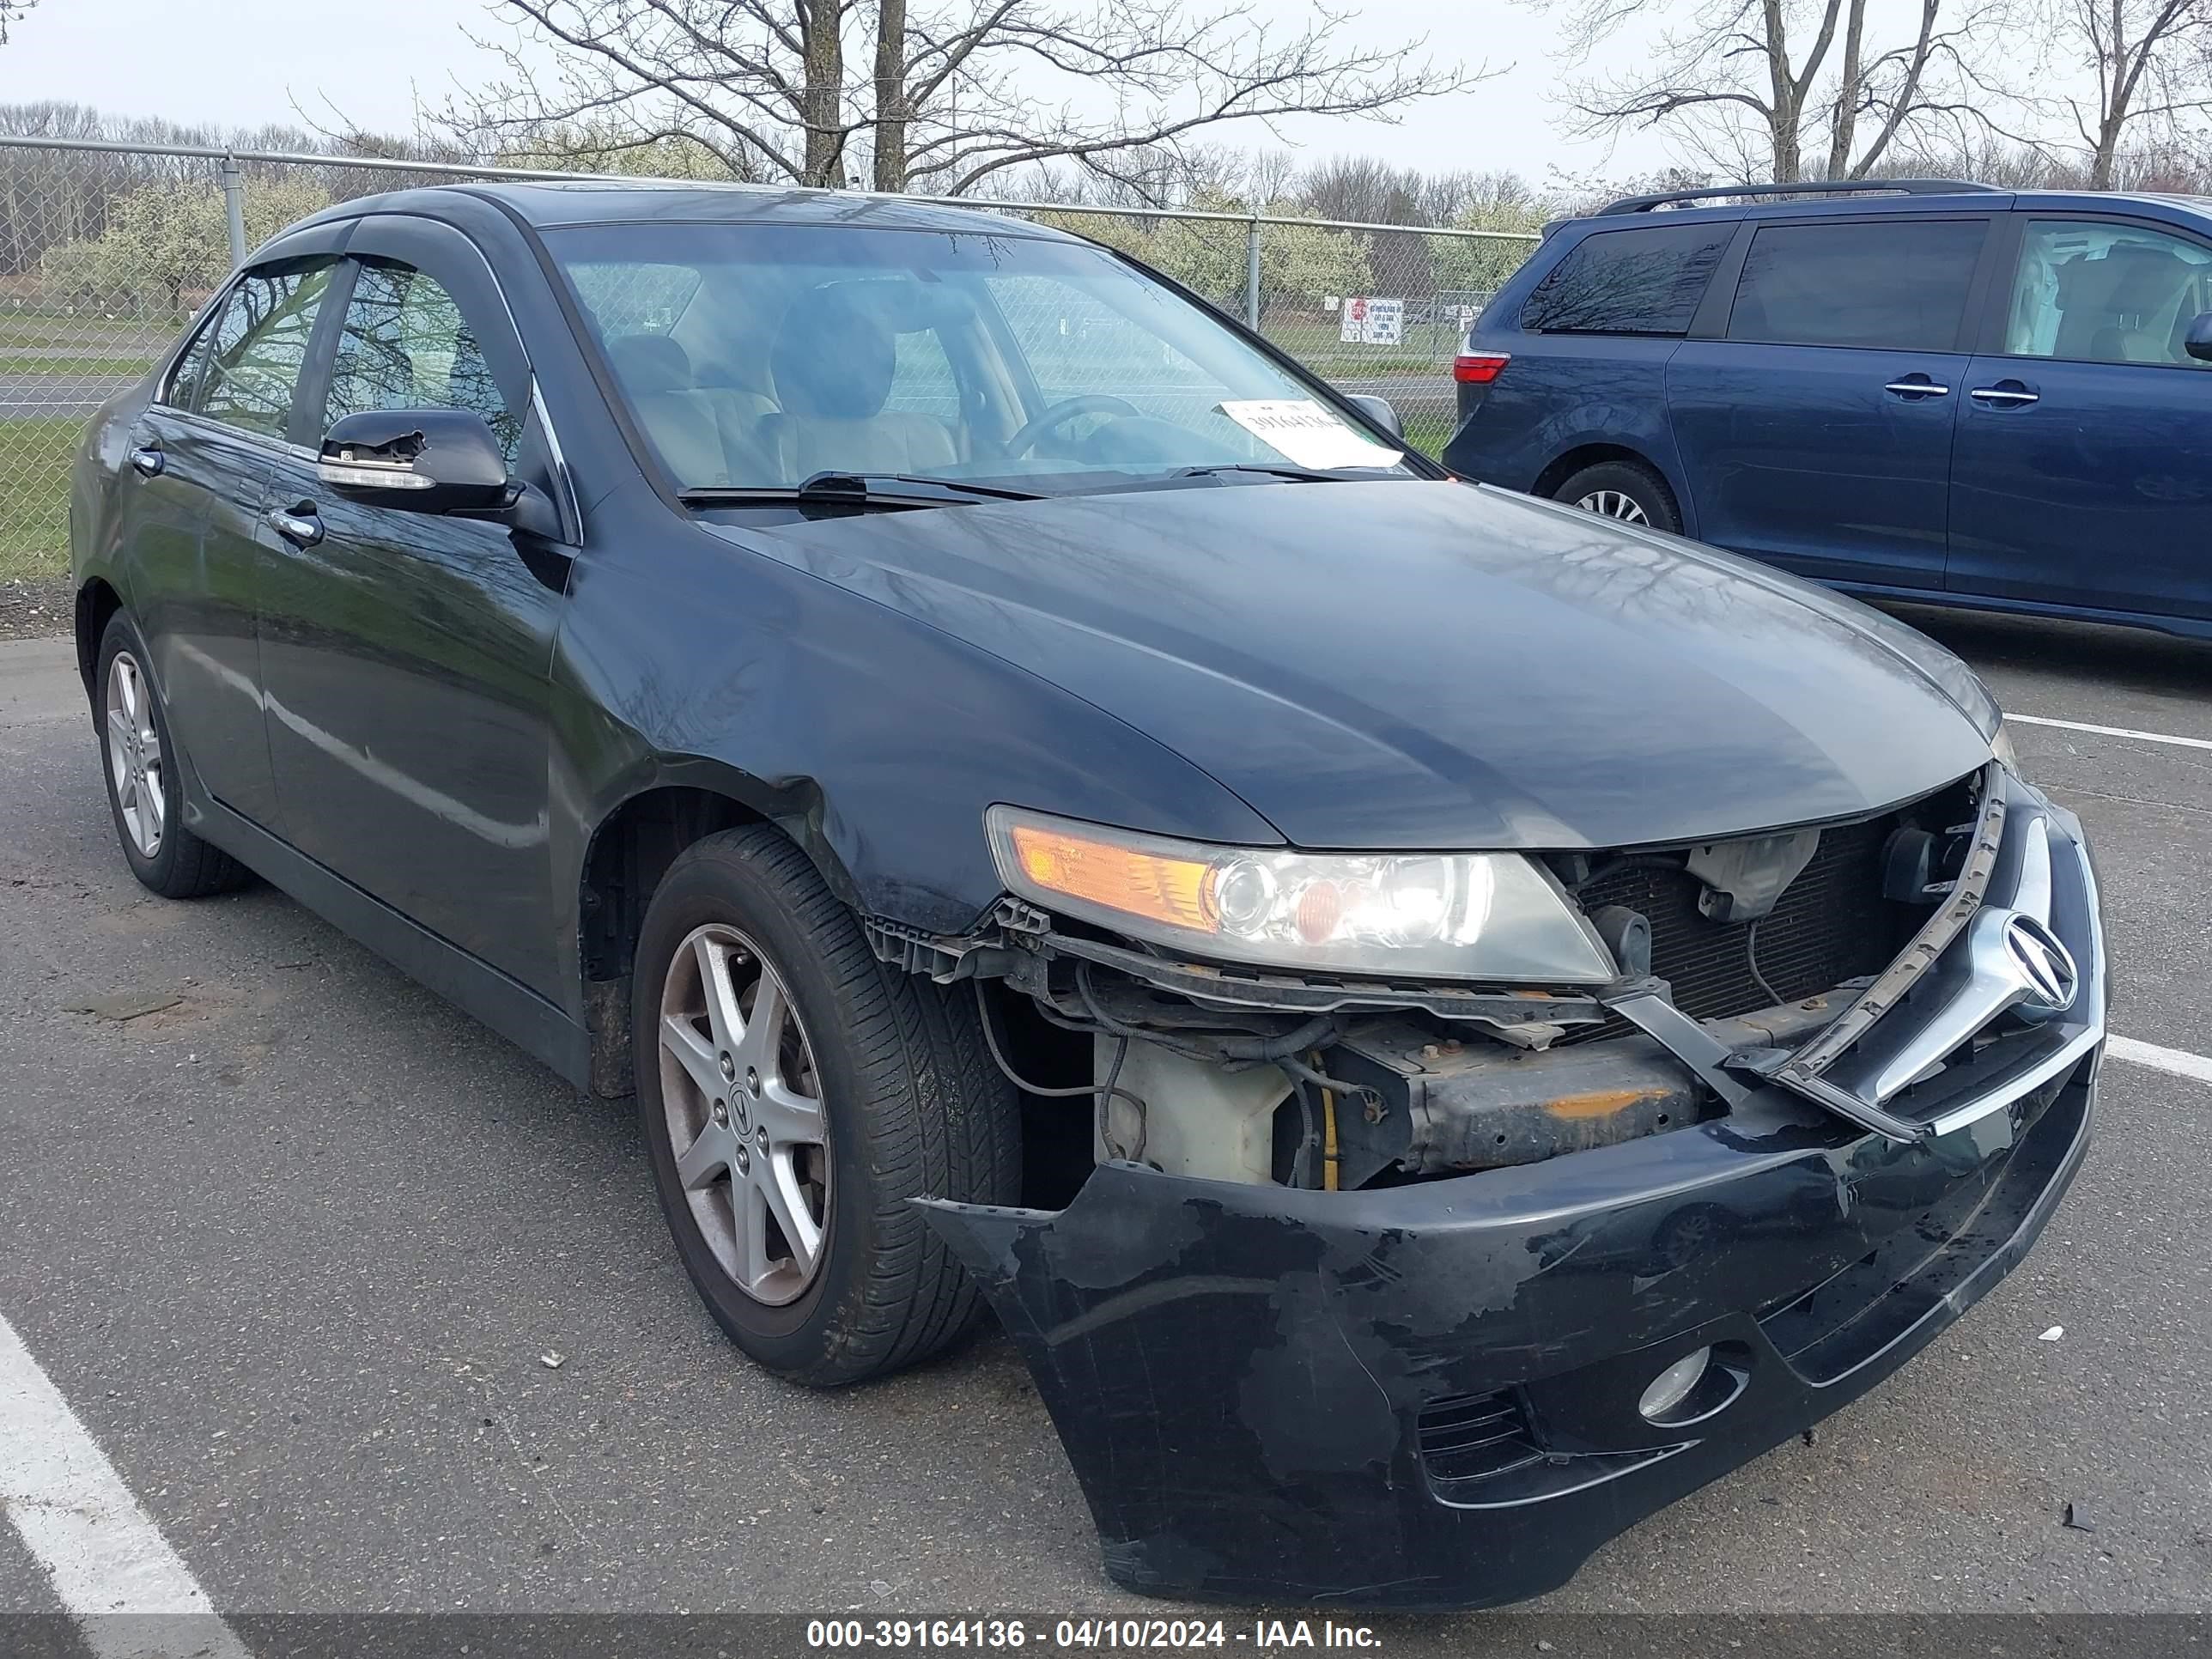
[2000, 913, 2078, 1012]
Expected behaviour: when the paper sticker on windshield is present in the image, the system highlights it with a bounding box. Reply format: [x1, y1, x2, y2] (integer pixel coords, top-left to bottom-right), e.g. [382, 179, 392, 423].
[1217, 400, 1401, 471]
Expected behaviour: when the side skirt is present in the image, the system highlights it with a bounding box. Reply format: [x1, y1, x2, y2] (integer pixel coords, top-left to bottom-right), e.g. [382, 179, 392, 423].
[1822, 576, 2212, 642]
[188, 791, 592, 1089]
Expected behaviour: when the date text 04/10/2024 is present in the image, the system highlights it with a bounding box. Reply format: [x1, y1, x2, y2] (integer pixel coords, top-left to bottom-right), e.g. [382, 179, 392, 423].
[805, 1619, 1383, 1650]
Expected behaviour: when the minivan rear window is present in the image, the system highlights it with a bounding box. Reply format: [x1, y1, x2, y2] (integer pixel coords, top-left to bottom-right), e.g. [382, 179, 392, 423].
[1519, 223, 1734, 335]
[1726, 219, 1987, 351]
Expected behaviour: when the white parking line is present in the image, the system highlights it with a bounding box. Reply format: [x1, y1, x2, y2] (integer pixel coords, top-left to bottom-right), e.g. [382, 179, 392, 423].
[2107, 1034, 2212, 1087]
[2010, 713, 2212, 753]
[0, 1313, 250, 1659]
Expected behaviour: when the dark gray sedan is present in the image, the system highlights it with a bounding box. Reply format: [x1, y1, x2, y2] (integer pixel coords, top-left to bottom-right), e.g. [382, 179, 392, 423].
[68, 179, 2103, 1608]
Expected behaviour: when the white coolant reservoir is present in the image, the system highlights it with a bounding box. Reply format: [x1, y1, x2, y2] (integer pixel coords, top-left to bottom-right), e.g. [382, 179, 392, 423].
[1092, 1035, 1292, 1184]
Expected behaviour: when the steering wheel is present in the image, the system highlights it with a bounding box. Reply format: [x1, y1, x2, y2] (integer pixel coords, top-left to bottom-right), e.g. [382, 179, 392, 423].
[1003, 394, 1143, 458]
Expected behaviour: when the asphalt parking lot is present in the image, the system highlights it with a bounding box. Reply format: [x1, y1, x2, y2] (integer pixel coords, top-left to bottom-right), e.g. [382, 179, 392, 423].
[2, 601, 2209, 1650]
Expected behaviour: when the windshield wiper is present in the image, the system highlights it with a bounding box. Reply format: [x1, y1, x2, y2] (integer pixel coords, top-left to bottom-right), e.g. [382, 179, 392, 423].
[798, 471, 1047, 503]
[1171, 463, 1344, 484]
[678, 472, 1045, 509]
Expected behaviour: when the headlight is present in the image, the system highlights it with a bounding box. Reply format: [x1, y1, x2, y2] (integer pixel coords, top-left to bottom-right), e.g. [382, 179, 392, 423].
[985, 806, 1616, 983]
[1990, 719, 2019, 771]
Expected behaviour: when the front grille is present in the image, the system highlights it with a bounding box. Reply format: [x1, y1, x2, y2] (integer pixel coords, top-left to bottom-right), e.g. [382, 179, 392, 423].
[1576, 816, 1906, 1022]
[1416, 1388, 1546, 1486]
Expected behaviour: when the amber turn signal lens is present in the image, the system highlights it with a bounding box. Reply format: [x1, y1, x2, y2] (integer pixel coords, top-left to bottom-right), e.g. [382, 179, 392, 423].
[1007, 822, 1216, 933]
[985, 806, 1618, 983]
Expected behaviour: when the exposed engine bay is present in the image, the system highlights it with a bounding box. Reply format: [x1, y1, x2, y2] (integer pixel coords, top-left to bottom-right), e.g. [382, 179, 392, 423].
[875, 769, 1996, 1193]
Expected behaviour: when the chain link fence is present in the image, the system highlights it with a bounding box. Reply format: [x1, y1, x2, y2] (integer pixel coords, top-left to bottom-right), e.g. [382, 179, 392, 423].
[0, 136, 1539, 586]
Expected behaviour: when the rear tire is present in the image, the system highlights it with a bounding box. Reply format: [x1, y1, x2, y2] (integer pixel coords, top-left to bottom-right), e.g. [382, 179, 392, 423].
[1553, 459, 1680, 534]
[633, 824, 1020, 1386]
[95, 611, 250, 899]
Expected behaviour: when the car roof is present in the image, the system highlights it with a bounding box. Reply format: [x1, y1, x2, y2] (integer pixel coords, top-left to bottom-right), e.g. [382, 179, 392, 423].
[295, 178, 1087, 241]
[1561, 185, 2212, 234]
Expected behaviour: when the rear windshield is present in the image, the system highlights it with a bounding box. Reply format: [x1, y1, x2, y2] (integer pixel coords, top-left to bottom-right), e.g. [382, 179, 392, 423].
[1519, 222, 1734, 335]
[545, 222, 1413, 496]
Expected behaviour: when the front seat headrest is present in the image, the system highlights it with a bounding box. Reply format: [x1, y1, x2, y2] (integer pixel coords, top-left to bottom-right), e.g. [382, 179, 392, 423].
[607, 333, 693, 395]
[693, 355, 772, 398]
[770, 287, 897, 422]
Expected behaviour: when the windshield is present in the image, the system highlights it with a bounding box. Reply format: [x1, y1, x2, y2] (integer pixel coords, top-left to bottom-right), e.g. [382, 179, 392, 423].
[544, 222, 1412, 496]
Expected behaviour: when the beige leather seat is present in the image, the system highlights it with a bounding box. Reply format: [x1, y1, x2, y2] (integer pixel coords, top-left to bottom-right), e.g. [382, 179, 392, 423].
[605, 334, 774, 485]
[2053, 246, 2197, 363]
[758, 287, 959, 477]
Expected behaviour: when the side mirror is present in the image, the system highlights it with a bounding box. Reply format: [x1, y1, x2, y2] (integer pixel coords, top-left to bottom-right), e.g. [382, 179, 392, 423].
[319, 409, 514, 514]
[1344, 393, 1403, 440]
[2186, 312, 2212, 363]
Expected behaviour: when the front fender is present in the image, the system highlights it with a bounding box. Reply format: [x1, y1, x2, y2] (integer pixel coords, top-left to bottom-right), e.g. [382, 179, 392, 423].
[547, 503, 1279, 1002]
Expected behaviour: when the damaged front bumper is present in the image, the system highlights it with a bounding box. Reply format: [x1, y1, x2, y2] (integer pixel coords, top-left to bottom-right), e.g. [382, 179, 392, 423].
[927, 1063, 2095, 1608]
[921, 773, 2104, 1610]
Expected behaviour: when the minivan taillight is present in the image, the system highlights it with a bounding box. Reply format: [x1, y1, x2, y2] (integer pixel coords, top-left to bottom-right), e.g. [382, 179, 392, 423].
[1453, 352, 1510, 385]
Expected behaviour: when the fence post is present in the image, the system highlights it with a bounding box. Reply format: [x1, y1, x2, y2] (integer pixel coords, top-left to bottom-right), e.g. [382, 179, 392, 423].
[220, 153, 247, 269]
[1244, 214, 1261, 330]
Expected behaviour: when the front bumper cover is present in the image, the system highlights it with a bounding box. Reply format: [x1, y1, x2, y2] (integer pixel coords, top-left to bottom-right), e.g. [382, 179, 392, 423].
[926, 1066, 2095, 1609]
[921, 773, 2103, 1609]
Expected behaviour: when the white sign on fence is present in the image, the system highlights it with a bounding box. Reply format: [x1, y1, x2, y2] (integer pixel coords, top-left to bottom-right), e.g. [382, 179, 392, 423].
[1337, 296, 1404, 346]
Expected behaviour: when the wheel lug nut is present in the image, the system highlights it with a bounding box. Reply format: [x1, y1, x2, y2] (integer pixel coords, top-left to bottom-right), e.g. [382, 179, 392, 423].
[755, 1127, 768, 1152]
[713, 1100, 728, 1123]
[744, 1066, 760, 1096]
[718, 1052, 735, 1080]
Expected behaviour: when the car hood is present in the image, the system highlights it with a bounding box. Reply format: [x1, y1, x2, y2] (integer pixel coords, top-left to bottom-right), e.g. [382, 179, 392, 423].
[731, 480, 1996, 850]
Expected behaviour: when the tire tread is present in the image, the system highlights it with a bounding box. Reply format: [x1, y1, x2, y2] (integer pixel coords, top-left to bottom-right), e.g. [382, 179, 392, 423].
[96, 613, 252, 900]
[643, 824, 1019, 1385]
[1555, 458, 1681, 535]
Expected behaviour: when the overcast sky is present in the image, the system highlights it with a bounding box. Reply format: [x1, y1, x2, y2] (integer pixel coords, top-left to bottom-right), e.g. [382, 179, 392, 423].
[2, 0, 1677, 186]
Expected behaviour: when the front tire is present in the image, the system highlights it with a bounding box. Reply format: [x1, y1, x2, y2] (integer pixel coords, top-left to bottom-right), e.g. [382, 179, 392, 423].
[633, 825, 1020, 1386]
[95, 611, 249, 899]
[1553, 459, 1681, 534]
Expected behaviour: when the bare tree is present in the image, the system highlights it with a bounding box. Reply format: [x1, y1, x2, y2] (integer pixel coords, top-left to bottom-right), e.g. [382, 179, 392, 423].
[440, 0, 1488, 195]
[1552, 0, 2014, 181]
[2060, 0, 2212, 185]
[1887, 121, 2212, 185]
[1235, 143, 1305, 204]
[0, 0, 37, 46]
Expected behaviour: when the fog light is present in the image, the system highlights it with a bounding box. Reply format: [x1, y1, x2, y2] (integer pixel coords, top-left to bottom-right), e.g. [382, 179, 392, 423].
[1638, 1346, 1712, 1421]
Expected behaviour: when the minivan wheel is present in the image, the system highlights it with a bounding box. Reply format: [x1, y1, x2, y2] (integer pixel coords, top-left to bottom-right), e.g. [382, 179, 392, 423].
[1555, 460, 1680, 534]
[633, 824, 1020, 1386]
[94, 611, 249, 899]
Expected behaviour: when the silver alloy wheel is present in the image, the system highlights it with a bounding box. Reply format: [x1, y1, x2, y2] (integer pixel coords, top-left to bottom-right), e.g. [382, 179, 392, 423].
[104, 651, 165, 859]
[1575, 489, 1650, 525]
[658, 923, 831, 1306]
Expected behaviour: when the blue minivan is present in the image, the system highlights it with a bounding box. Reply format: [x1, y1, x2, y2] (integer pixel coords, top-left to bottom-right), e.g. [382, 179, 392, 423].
[1443, 179, 2212, 635]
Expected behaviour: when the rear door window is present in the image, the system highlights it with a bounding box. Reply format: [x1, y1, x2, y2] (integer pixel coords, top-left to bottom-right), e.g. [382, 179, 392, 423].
[565, 260, 702, 337]
[1726, 219, 1988, 351]
[884, 325, 962, 422]
[196, 262, 336, 440]
[985, 270, 1237, 433]
[1519, 223, 1735, 335]
[163, 299, 228, 410]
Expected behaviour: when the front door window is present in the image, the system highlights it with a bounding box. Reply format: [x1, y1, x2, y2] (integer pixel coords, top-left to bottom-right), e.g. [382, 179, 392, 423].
[323, 260, 523, 460]
[2002, 219, 2212, 368]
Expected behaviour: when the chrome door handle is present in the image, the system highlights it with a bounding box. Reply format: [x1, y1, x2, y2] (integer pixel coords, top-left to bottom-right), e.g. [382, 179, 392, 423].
[1970, 386, 2039, 405]
[1882, 380, 1950, 397]
[264, 505, 323, 547]
[129, 446, 164, 477]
